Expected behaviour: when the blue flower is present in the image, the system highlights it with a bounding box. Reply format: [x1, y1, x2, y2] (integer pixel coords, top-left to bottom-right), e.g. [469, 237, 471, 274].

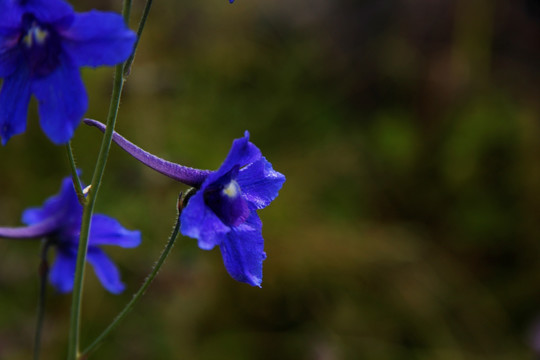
[180, 132, 285, 286]
[0, 175, 141, 293]
[0, 0, 136, 145]
[84, 119, 286, 287]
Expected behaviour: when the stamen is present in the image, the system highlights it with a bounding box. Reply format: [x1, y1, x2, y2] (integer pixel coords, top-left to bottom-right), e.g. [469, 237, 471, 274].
[22, 23, 49, 48]
[222, 180, 239, 198]
[34, 27, 48, 44]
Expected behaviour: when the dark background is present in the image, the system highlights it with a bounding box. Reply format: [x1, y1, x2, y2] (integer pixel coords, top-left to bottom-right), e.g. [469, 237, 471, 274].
[1, 0, 540, 358]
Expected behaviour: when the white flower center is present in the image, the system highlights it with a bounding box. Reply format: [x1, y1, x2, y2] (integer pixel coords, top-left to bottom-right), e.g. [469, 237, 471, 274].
[222, 180, 240, 198]
[23, 24, 49, 48]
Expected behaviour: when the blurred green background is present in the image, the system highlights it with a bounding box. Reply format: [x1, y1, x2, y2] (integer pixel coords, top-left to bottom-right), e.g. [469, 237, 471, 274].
[2, 0, 540, 358]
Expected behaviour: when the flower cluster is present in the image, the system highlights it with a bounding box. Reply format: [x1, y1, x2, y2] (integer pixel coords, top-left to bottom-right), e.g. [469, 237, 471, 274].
[0, 0, 283, 297]
[0, 0, 283, 356]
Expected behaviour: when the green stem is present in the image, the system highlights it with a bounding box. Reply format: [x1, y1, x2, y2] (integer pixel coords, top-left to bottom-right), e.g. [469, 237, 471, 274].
[67, 63, 126, 360]
[81, 214, 181, 357]
[66, 0, 154, 357]
[123, 0, 132, 23]
[66, 142, 86, 205]
[124, 0, 154, 77]
[33, 240, 52, 360]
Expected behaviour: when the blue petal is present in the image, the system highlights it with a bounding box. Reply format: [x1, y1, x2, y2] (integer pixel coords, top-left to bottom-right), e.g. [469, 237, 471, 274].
[22, 176, 80, 225]
[0, 44, 20, 78]
[31, 57, 87, 144]
[49, 247, 77, 293]
[180, 190, 230, 250]
[22, 0, 74, 23]
[0, 64, 31, 145]
[0, 28, 22, 77]
[60, 10, 136, 68]
[89, 214, 142, 248]
[237, 157, 286, 210]
[0, 1, 23, 28]
[211, 131, 261, 180]
[87, 246, 125, 294]
[219, 213, 265, 287]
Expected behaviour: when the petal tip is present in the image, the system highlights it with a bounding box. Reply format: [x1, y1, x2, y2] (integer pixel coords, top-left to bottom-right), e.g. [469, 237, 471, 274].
[247, 273, 262, 287]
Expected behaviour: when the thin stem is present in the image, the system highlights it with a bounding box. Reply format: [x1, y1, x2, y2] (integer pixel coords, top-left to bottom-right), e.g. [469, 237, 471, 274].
[33, 240, 52, 360]
[123, 0, 132, 23]
[66, 0, 147, 356]
[81, 214, 181, 357]
[66, 142, 86, 205]
[67, 63, 126, 360]
[124, 0, 154, 77]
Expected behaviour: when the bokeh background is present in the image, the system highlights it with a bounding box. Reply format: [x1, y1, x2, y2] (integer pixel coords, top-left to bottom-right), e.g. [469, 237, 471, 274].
[2, 0, 540, 358]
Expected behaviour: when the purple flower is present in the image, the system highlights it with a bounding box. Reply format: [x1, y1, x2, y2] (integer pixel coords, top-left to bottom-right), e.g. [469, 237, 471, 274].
[0, 175, 141, 293]
[0, 0, 136, 145]
[84, 119, 285, 287]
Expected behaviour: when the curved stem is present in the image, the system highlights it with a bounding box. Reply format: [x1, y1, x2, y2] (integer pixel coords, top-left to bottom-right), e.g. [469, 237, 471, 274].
[66, 142, 86, 206]
[33, 240, 52, 360]
[84, 118, 211, 187]
[81, 214, 181, 357]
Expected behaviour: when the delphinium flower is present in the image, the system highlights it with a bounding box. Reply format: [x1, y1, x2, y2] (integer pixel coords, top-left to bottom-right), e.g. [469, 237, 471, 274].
[84, 119, 285, 287]
[0, 0, 136, 145]
[0, 175, 141, 293]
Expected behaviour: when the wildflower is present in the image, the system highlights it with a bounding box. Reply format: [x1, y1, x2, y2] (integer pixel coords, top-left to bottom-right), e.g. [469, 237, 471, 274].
[0, 175, 141, 293]
[0, 0, 136, 145]
[84, 118, 285, 287]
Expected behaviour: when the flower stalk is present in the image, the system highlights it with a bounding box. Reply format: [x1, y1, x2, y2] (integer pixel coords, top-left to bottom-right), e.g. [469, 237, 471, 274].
[33, 239, 52, 360]
[82, 199, 183, 357]
[67, 0, 156, 356]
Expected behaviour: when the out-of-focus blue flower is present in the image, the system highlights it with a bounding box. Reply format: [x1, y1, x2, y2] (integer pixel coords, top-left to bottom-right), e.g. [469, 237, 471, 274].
[0, 175, 141, 293]
[84, 119, 286, 287]
[0, 0, 136, 145]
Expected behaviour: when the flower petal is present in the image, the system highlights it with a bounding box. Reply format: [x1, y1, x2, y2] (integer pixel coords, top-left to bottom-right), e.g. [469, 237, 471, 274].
[0, 2, 23, 28]
[0, 27, 22, 77]
[87, 247, 125, 294]
[237, 157, 286, 210]
[60, 10, 136, 68]
[31, 57, 87, 144]
[89, 214, 142, 248]
[0, 64, 31, 145]
[210, 131, 261, 181]
[22, 176, 80, 225]
[23, 0, 74, 23]
[180, 190, 230, 250]
[0, 45, 20, 78]
[49, 247, 77, 293]
[219, 213, 265, 287]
